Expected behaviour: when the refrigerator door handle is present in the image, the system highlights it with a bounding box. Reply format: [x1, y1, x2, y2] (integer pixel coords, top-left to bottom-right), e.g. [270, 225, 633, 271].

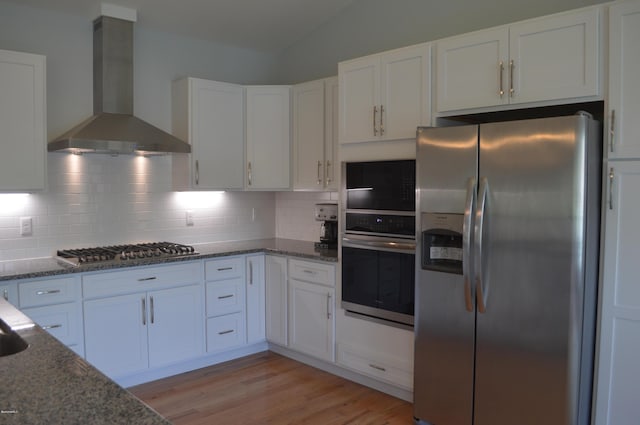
[463, 177, 477, 312]
[475, 177, 489, 313]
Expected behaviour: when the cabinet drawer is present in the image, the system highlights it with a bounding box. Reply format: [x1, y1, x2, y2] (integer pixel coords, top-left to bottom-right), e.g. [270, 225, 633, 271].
[205, 257, 244, 281]
[206, 312, 245, 352]
[206, 278, 245, 317]
[21, 302, 82, 347]
[288, 259, 335, 287]
[82, 261, 201, 299]
[337, 342, 413, 390]
[19, 277, 79, 308]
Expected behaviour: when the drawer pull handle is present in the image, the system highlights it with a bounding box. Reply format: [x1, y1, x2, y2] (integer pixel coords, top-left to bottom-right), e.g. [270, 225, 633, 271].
[218, 294, 234, 300]
[138, 277, 157, 282]
[369, 364, 386, 372]
[42, 324, 63, 330]
[217, 267, 233, 271]
[218, 329, 234, 335]
[36, 289, 61, 296]
[303, 270, 316, 274]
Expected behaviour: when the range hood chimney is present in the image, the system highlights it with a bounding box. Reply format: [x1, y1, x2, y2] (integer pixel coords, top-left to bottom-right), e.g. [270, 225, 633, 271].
[48, 15, 190, 155]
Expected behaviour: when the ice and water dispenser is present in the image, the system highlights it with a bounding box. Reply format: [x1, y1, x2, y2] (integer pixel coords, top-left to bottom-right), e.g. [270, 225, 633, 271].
[421, 213, 464, 274]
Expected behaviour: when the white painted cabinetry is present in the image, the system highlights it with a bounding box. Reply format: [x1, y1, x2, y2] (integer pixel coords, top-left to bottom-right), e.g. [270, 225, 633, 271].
[82, 262, 204, 378]
[606, 0, 640, 160]
[287, 259, 335, 362]
[436, 7, 601, 113]
[246, 86, 291, 190]
[205, 257, 246, 352]
[339, 43, 431, 144]
[292, 76, 338, 191]
[0, 282, 18, 306]
[172, 78, 245, 190]
[246, 254, 266, 344]
[0, 49, 46, 191]
[595, 2, 640, 423]
[18, 276, 84, 356]
[265, 255, 288, 346]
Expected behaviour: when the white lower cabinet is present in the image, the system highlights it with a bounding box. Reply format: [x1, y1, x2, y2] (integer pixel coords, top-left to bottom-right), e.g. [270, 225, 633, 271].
[246, 254, 266, 344]
[205, 256, 246, 353]
[336, 311, 414, 390]
[265, 255, 288, 346]
[82, 262, 204, 378]
[0, 281, 18, 306]
[288, 258, 335, 362]
[18, 276, 83, 356]
[289, 278, 335, 362]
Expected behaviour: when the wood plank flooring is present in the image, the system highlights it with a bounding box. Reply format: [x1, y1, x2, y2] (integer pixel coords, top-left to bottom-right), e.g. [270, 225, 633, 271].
[130, 351, 414, 425]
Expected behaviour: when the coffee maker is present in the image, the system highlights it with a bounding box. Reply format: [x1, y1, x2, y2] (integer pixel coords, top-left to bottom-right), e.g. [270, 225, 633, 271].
[314, 203, 338, 249]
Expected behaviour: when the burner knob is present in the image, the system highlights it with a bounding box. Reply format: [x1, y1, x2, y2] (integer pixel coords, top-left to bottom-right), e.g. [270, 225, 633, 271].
[121, 251, 129, 260]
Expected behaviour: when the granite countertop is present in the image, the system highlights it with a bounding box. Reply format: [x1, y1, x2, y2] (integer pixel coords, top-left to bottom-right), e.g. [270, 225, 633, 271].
[0, 298, 169, 425]
[0, 238, 338, 281]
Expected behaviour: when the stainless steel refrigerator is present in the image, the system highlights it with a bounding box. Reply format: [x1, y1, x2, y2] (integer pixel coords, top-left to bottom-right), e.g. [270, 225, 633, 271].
[414, 114, 601, 425]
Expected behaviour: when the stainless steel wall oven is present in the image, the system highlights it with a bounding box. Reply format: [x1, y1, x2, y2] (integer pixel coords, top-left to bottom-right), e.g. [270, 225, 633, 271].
[341, 160, 416, 328]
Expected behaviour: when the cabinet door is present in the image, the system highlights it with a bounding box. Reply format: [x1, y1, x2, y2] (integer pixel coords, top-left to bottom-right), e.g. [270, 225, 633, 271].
[0, 282, 18, 306]
[84, 293, 148, 377]
[509, 7, 600, 104]
[147, 285, 204, 368]
[246, 86, 291, 190]
[595, 162, 640, 425]
[289, 279, 335, 362]
[246, 254, 266, 343]
[379, 44, 431, 140]
[292, 79, 326, 190]
[608, 1, 640, 160]
[0, 49, 45, 191]
[191, 79, 245, 190]
[324, 76, 339, 191]
[339, 55, 380, 143]
[436, 28, 508, 112]
[265, 255, 287, 346]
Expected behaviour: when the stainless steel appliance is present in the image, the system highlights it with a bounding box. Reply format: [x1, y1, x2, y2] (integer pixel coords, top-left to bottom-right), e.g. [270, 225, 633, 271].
[341, 160, 416, 328]
[48, 16, 191, 155]
[56, 242, 198, 267]
[414, 114, 601, 425]
[315, 203, 338, 249]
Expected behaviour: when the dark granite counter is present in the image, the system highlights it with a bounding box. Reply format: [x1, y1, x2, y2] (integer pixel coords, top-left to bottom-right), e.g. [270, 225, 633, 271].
[0, 238, 338, 281]
[0, 298, 169, 425]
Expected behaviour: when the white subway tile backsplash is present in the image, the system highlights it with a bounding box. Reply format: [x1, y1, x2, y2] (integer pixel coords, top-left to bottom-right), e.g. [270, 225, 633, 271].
[0, 154, 276, 261]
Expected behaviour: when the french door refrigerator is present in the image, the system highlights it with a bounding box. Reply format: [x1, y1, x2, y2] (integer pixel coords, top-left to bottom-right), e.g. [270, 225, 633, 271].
[414, 114, 601, 425]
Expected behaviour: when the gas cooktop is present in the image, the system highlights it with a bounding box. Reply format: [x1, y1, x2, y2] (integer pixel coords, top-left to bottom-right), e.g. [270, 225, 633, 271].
[56, 242, 198, 267]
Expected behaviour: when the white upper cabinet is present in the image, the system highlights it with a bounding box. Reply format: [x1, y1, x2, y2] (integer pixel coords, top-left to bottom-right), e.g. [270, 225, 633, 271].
[246, 86, 291, 190]
[172, 78, 245, 190]
[0, 49, 46, 192]
[607, 0, 640, 159]
[436, 7, 601, 113]
[339, 43, 431, 144]
[292, 76, 338, 191]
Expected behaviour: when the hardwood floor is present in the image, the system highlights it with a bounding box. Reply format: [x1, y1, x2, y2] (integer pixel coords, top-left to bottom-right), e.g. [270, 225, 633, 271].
[130, 351, 414, 425]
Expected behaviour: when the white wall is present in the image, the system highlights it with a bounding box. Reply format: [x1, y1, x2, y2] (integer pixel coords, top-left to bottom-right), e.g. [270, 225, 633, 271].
[275, 192, 338, 242]
[275, 0, 610, 83]
[0, 154, 275, 261]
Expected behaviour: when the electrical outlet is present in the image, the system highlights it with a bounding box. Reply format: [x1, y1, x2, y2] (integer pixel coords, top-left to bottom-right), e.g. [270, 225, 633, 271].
[186, 210, 194, 226]
[20, 217, 33, 236]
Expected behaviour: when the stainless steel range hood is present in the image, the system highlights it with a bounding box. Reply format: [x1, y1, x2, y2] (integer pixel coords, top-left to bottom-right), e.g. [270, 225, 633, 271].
[49, 16, 190, 155]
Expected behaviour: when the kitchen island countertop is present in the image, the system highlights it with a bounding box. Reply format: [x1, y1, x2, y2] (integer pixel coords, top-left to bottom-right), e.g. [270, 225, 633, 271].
[0, 298, 170, 425]
[0, 238, 338, 281]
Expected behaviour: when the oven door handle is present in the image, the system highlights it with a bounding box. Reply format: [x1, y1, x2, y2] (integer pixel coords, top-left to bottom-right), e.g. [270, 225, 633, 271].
[342, 237, 416, 253]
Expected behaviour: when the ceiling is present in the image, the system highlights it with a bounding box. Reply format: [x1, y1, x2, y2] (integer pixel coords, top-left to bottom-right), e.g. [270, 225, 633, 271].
[3, 0, 356, 52]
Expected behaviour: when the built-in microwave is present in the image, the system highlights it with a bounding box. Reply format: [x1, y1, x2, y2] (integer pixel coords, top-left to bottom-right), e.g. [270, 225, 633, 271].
[341, 160, 416, 328]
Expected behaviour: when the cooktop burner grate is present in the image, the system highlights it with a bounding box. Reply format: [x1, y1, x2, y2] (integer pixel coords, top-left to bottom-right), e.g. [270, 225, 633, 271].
[56, 242, 198, 266]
